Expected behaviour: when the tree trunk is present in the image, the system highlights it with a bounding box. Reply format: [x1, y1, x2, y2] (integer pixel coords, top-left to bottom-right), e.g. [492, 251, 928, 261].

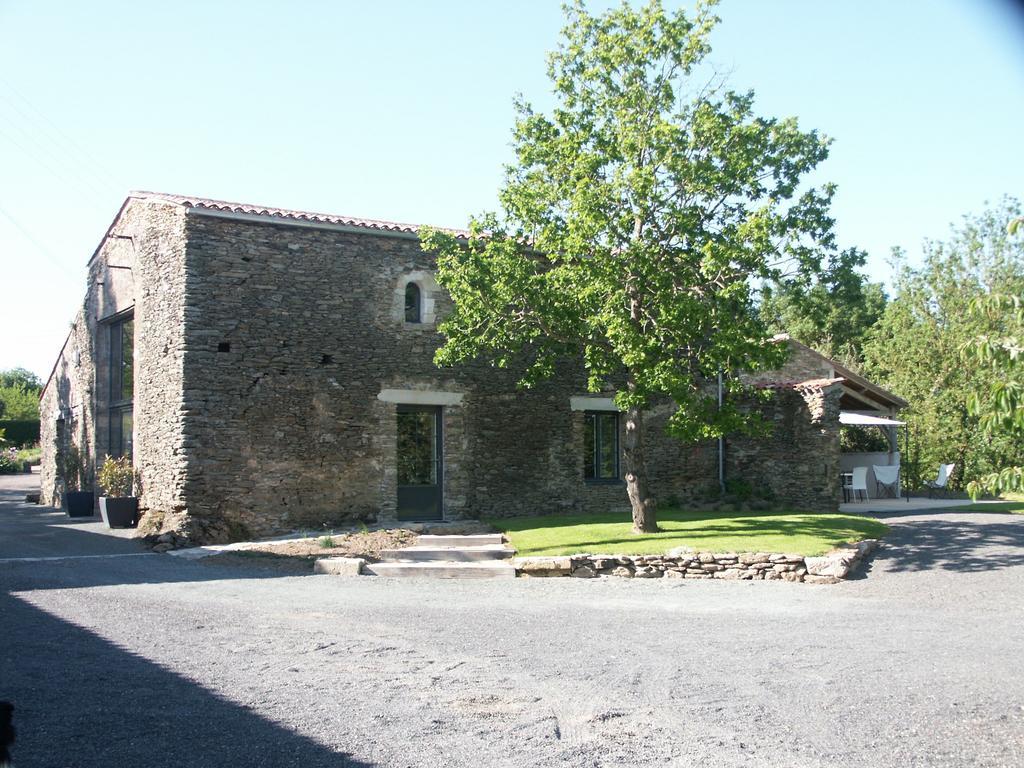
[622, 402, 658, 533]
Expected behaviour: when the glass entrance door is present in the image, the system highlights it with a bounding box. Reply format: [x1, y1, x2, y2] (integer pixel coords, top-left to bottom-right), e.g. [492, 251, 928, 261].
[396, 405, 443, 521]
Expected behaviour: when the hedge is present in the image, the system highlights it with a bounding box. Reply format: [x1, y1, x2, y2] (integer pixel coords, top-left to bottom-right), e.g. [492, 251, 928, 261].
[0, 419, 40, 447]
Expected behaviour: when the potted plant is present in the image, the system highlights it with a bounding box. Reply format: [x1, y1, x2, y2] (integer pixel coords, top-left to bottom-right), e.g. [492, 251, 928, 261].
[62, 444, 95, 518]
[97, 455, 139, 528]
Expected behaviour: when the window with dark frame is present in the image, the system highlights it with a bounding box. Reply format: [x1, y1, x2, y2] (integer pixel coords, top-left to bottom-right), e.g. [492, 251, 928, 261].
[584, 411, 619, 481]
[108, 315, 134, 459]
[404, 282, 422, 323]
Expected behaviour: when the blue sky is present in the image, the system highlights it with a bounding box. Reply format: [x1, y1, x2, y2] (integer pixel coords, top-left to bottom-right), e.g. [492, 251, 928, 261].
[2, 0, 1023, 380]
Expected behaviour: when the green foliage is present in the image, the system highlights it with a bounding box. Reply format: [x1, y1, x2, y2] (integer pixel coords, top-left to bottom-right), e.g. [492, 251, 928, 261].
[0, 447, 20, 474]
[962, 287, 1024, 498]
[0, 385, 39, 421]
[490, 509, 888, 558]
[760, 248, 886, 368]
[0, 419, 40, 447]
[0, 368, 42, 422]
[0, 368, 42, 390]
[318, 535, 336, 549]
[861, 198, 1024, 491]
[839, 425, 890, 453]
[16, 445, 41, 465]
[60, 443, 89, 491]
[723, 478, 753, 501]
[421, 1, 839, 527]
[97, 454, 136, 497]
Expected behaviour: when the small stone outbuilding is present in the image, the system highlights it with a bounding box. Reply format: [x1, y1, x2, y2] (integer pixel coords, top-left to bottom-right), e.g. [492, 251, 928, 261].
[38, 192, 898, 543]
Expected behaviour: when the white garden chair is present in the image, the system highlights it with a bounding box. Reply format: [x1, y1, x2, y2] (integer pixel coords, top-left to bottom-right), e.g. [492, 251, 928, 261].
[846, 466, 869, 502]
[926, 463, 955, 498]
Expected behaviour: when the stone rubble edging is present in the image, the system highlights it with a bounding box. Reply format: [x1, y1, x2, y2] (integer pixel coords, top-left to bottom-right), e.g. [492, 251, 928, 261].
[513, 539, 879, 583]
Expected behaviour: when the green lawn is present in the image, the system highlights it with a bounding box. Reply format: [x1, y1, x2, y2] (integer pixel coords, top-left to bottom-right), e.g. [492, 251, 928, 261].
[488, 509, 889, 558]
[949, 500, 1024, 514]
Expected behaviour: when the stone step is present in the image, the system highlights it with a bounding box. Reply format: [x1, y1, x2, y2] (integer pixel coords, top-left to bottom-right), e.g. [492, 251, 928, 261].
[416, 533, 505, 548]
[364, 561, 516, 579]
[379, 545, 516, 562]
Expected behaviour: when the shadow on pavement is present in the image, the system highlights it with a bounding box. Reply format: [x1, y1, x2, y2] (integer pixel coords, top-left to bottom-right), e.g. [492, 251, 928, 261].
[869, 515, 1024, 573]
[0, 551, 320, 592]
[0, 506, 150, 560]
[0, 592, 371, 768]
[2, 480, 322, 589]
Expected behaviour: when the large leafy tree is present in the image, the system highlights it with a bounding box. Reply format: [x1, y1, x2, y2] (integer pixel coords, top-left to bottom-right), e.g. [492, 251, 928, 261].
[963, 265, 1024, 498]
[0, 368, 41, 391]
[862, 199, 1024, 491]
[0, 367, 41, 421]
[422, 0, 840, 532]
[760, 248, 886, 369]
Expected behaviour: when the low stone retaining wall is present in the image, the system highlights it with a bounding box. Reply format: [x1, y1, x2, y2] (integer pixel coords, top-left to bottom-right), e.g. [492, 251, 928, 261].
[513, 539, 879, 584]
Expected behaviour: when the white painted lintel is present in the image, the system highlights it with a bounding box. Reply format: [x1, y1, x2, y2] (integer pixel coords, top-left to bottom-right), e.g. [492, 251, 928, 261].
[569, 396, 620, 412]
[377, 389, 465, 406]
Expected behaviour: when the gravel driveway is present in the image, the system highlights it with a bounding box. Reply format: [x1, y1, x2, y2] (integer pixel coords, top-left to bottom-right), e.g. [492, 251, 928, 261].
[2, 475, 1023, 767]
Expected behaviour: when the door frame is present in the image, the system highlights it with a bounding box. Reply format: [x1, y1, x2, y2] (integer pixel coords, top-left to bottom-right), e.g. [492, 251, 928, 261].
[395, 404, 444, 521]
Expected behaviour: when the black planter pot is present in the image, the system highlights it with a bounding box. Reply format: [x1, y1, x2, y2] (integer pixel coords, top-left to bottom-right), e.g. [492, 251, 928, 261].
[99, 496, 139, 528]
[65, 491, 95, 518]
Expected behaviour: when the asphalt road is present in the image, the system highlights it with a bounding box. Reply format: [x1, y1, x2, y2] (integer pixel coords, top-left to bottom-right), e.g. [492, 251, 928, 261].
[2, 474, 1023, 767]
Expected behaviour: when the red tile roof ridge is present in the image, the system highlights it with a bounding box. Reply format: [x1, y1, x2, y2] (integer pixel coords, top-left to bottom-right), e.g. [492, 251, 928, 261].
[129, 190, 471, 238]
[754, 376, 845, 391]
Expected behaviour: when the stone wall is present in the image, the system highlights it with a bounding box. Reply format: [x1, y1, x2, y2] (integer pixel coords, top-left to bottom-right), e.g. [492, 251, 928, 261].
[39, 199, 191, 521]
[514, 539, 878, 583]
[726, 382, 843, 512]
[742, 338, 835, 387]
[174, 213, 638, 540]
[41, 196, 849, 542]
[39, 319, 93, 506]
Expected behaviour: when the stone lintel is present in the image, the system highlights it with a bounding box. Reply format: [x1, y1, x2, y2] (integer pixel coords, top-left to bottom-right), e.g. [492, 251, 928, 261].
[377, 389, 465, 406]
[569, 396, 620, 412]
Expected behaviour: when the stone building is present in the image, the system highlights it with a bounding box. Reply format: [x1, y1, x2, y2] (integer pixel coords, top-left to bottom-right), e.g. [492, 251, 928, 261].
[38, 192, 905, 543]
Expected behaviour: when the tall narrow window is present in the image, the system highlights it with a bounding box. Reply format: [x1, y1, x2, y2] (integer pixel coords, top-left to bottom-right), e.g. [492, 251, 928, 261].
[404, 282, 421, 323]
[109, 315, 134, 459]
[584, 411, 619, 481]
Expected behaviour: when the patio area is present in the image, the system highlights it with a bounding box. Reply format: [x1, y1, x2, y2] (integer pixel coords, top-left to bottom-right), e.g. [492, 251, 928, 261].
[839, 497, 970, 514]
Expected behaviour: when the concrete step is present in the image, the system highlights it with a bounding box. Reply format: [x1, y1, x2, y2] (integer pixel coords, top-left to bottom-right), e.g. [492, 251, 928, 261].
[364, 561, 516, 579]
[378, 545, 515, 562]
[416, 534, 504, 548]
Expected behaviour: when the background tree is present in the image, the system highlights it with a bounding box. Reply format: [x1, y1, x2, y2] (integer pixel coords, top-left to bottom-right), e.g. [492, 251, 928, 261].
[760, 248, 886, 369]
[861, 198, 1024, 491]
[963, 250, 1024, 498]
[0, 368, 41, 421]
[422, 0, 841, 532]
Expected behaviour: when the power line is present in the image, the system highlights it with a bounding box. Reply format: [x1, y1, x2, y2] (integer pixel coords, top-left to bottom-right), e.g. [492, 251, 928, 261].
[0, 121, 113, 202]
[0, 77, 122, 193]
[0, 203, 80, 283]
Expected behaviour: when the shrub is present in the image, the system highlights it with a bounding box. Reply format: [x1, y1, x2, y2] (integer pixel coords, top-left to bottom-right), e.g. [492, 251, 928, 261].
[318, 535, 336, 548]
[0, 447, 19, 474]
[724, 478, 754, 502]
[840, 426, 890, 453]
[60, 444, 89, 491]
[0, 420, 41, 447]
[16, 445, 41, 466]
[97, 455, 136, 497]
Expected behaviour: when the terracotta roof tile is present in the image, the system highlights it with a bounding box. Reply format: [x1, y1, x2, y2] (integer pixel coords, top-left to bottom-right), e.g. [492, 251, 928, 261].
[754, 377, 845, 391]
[130, 191, 470, 238]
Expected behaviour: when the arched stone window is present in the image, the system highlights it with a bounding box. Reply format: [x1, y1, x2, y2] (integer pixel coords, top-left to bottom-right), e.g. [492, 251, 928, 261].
[405, 282, 422, 323]
[392, 271, 437, 327]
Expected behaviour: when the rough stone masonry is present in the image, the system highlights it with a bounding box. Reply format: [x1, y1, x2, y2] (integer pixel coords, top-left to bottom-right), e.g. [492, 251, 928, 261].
[39, 192, 844, 544]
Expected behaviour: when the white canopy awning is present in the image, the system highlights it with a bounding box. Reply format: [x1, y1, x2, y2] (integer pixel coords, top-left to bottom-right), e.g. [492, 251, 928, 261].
[840, 411, 905, 427]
